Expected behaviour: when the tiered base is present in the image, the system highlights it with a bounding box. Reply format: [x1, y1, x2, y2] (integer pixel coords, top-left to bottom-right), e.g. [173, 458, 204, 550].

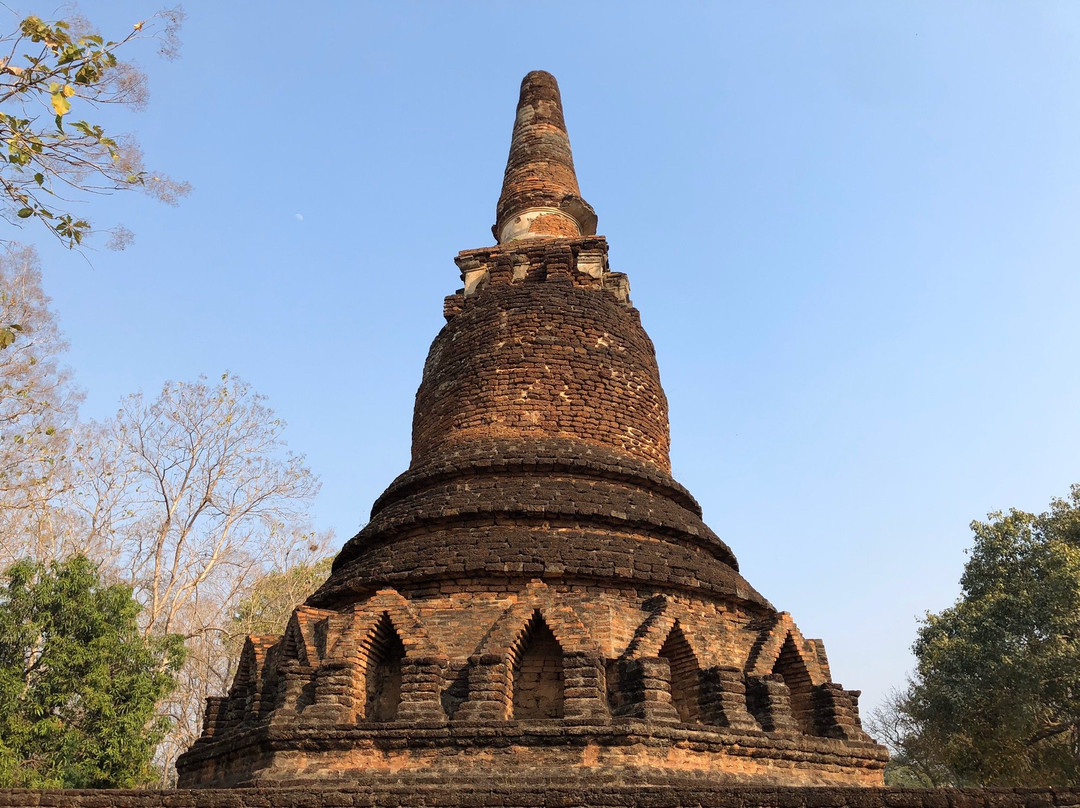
[179, 719, 886, 788]
[176, 576, 886, 787]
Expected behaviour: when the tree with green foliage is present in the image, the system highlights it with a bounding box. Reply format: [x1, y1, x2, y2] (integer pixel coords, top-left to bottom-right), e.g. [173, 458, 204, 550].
[0, 9, 189, 249]
[0, 554, 185, 788]
[870, 485, 1080, 786]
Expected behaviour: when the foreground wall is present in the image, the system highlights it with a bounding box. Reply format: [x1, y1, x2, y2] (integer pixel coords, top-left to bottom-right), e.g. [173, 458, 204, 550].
[0, 785, 1078, 808]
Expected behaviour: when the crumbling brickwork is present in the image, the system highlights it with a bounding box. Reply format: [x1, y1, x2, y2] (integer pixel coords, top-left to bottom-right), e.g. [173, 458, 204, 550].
[175, 70, 889, 791]
[416, 239, 670, 472]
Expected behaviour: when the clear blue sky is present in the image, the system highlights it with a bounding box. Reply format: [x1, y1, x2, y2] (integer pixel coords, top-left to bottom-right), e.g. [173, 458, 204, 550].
[13, 2, 1080, 720]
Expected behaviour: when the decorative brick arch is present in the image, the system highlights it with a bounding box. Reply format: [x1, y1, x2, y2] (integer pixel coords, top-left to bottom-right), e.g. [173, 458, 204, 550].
[744, 612, 827, 686]
[298, 588, 447, 723]
[612, 606, 704, 724]
[619, 597, 677, 660]
[224, 635, 278, 727]
[451, 581, 606, 724]
[358, 612, 407, 721]
[619, 598, 711, 664]
[743, 612, 832, 735]
[231, 635, 276, 693]
[279, 606, 334, 667]
[474, 580, 597, 659]
[327, 587, 443, 665]
[507, 610, 565, 720]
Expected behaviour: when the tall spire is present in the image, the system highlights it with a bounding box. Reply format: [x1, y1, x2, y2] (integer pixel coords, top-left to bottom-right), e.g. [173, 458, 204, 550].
[493, 71, 597, 244]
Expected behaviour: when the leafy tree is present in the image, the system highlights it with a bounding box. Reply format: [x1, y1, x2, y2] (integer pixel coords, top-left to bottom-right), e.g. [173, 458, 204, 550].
[0, 9, 189, 248]
[866, 687, 958, 787]
[0, 368, 329, 781]
[0, 554, 184, 788]
[877, 486, 1080, 786]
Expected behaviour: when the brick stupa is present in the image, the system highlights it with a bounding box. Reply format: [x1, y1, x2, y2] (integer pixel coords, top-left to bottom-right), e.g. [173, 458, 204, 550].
[176, 71, 888, 789]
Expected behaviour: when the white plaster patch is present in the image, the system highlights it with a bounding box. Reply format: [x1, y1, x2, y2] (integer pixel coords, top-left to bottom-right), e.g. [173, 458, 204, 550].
[463, 268, 489, 296]
[578, 250, 604, 279]
[498, 207, 581, 243]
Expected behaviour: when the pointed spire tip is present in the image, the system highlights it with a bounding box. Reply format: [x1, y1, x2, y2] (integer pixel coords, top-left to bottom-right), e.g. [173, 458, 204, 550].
[493, 72, 596, 244]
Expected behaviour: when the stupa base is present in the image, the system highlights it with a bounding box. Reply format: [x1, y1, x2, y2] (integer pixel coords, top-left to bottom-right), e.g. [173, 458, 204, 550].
[176, 721, 886, 789]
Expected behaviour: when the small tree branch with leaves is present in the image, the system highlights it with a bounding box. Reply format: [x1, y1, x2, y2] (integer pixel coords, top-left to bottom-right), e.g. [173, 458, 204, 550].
[0, 9, 189, 249]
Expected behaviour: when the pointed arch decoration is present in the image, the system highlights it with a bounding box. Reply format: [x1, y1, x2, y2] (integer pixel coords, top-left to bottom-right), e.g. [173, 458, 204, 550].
[743, 613, 832, 735]
[280, 605, 335, 667]
[657, 620, 700, 723]
[744, 612, 828, 686]
[474, 580, 597, 658]
[772, 633, 818, 733]
[453, 580, 605, 723]
[363, 612, 406, 721]
[225, 634, 278, 726]
[231, 635, 271, 694]
[619, 595, 675, 662]
[328, 588, 443, 663]
[306, 588, 445, 724]
[509, 610, 564, 720]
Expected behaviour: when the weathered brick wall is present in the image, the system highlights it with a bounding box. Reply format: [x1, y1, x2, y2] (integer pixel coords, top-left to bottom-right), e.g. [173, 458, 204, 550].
[318, 488, 755, 607]
[181, 228, 882, 784]
[509, 616, 564, 719]
[177, 576, 884, 788]
[2, 785, 1077, 808]
[411, 239, 670, 473]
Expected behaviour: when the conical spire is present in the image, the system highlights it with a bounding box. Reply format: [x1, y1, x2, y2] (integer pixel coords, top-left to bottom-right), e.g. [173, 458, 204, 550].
[493, 71, 597, 244]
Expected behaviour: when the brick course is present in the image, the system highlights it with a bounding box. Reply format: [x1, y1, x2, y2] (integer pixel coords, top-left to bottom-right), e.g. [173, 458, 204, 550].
[2, 786, 1078, 808]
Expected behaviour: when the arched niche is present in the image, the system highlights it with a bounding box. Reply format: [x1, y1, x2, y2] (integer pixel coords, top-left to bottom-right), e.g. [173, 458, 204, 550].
[658, 621, 700, 723]
[772, 633, 815, 734]
[364, 612, 406, 722]
[510, 611, 564, 720]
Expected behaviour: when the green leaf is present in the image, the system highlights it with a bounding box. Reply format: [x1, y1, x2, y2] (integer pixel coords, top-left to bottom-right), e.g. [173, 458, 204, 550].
[74, 63, 98, 85]
[33, 173, 44, 186]
[16, 208, 33, 219]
